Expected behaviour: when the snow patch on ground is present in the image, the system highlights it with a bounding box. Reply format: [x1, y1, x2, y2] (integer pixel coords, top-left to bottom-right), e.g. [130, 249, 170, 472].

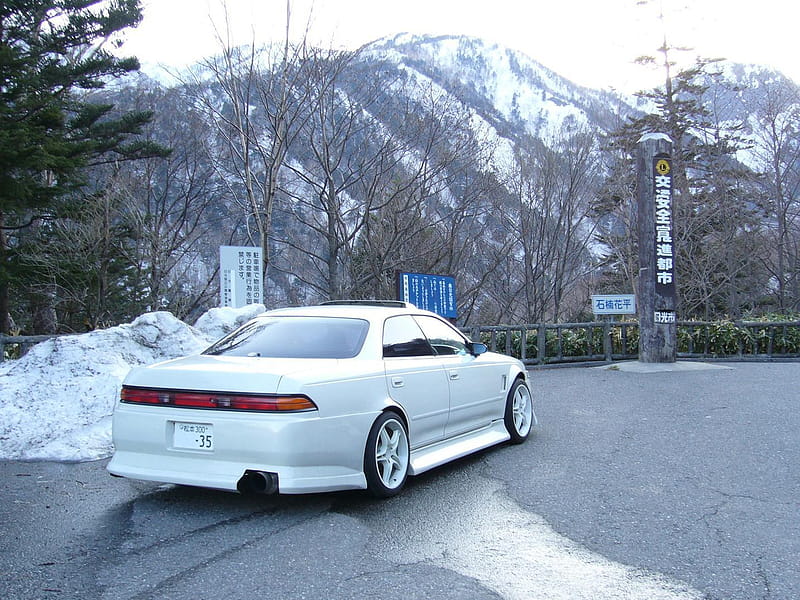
[0, 305, 265, 462]
[388, 478, 703, 600]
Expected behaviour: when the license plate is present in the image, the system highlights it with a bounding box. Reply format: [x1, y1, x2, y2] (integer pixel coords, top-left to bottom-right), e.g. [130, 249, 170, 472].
[173, 422, 214, 451]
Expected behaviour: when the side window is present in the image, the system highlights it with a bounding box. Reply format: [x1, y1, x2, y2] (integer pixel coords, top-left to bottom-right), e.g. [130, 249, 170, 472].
[414, 316, 469, 356]
[383, 316, 435, 358]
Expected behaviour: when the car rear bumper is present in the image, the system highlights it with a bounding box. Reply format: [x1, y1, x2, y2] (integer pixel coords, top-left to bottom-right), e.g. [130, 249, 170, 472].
[107, 404, 373, 494]
[107, 451, 367, 493]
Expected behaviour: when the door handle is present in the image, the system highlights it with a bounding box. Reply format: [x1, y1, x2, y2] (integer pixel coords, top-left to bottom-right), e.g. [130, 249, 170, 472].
[449, 372, 460, 380]
[391, 376, 404, 388]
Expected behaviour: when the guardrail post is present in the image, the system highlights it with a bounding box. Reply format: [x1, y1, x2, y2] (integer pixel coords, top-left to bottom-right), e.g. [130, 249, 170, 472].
[537, 325, 546, 365]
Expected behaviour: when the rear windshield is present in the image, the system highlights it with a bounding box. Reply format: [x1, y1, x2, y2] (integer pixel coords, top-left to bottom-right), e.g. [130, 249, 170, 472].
[202, 316, 369, 359]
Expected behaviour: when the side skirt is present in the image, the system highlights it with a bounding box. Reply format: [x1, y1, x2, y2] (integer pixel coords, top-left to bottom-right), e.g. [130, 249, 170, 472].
[409, 420, 510, 476]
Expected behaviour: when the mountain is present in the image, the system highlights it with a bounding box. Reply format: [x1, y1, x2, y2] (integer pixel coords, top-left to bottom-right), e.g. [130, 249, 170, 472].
[59, 33, 800, 331]
[360, 33, 640, 145]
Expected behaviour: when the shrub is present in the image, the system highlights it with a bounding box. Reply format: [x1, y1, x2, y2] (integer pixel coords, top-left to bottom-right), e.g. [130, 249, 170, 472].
[471, 315, 800, 361]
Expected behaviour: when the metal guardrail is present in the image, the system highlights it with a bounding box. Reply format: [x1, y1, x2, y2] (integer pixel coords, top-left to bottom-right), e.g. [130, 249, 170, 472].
[464, 320, 800, 366]
[464, 322, 638, 365]
[0, 334, 63, 362]
[3, 320, 800, 364]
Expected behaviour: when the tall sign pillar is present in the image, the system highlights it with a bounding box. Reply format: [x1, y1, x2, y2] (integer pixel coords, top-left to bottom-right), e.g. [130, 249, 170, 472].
[637, 133, 677, 363]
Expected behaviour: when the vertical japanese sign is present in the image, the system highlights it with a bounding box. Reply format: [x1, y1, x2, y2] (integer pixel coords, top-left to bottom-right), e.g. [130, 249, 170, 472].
[397, 272, 457, 319]
[653, 155, 676, 323]
[637, 133, 676, 362]
[220, 246, 263, 308]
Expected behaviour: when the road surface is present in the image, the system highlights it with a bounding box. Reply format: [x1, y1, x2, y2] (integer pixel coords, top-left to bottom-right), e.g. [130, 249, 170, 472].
[1, 361, 797, 599]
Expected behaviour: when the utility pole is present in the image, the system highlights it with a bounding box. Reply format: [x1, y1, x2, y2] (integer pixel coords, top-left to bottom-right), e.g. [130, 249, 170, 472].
[637, 133, 676, 363]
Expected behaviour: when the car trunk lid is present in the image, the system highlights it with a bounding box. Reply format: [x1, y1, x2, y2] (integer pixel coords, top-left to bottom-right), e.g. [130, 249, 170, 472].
[123, 355, 327, 394]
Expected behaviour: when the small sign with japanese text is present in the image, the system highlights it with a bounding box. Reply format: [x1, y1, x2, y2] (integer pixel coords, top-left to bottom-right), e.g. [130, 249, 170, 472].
[220, 246, 263, 308]
[654, 310, 676, 324]
[397, 272, 457, 319]
[591, 294, 636, 315]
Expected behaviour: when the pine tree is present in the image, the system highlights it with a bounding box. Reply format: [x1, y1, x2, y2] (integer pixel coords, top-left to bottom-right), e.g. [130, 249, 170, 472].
[595, 48, 763, 318]
[0, 0, 166, 333]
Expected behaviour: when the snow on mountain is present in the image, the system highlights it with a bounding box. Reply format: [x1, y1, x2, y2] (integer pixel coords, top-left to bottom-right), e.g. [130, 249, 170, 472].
[3, 41, 796, 466]
[0, 305, 265, 462]
[363, 34, 632, 141]
[692, 62, 800, 171]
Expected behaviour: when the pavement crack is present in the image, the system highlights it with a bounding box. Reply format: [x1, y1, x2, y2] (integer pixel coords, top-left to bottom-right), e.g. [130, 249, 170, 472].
[117, 505, 280, 558]
[101, 510, 325, 600]
[755, 556, 773, 600]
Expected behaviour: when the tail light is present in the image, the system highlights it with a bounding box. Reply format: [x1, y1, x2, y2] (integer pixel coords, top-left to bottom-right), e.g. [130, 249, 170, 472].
[120, 386, 317, 412]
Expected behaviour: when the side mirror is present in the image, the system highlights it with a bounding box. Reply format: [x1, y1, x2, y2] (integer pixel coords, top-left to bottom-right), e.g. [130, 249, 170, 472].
[468, 342, 488, 356]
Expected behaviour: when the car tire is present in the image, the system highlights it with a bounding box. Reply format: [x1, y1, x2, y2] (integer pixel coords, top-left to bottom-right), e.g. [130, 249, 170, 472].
[504, 378, 533, 444]
[364, 412, 409, 498]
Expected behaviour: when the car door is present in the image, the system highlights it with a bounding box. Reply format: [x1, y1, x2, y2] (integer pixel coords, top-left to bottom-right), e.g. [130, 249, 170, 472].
[413, 315, 506, 438]
[382, 315, 450, 449]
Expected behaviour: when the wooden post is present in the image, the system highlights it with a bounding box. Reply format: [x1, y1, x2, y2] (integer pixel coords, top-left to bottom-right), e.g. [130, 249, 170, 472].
[603, 320, 613, 362]
[637, 133, 677, 363]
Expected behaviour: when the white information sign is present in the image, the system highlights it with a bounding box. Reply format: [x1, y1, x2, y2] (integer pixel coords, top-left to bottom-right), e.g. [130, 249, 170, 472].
[220, 246, 263, 308]
[591, 294, 636, 315]
[654, 310, 676, 324]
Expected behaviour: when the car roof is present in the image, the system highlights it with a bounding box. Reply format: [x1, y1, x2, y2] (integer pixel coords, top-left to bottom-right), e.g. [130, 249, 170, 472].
[245, 303, 462, 361]
[260, 303, 442, 323]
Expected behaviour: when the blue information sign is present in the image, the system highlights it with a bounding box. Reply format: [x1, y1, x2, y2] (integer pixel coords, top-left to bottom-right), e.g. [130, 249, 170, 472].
[397, 272, 457, 319]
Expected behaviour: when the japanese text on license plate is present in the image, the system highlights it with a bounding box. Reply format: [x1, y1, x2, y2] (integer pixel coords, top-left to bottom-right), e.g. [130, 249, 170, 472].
[173, 422, 214, 451]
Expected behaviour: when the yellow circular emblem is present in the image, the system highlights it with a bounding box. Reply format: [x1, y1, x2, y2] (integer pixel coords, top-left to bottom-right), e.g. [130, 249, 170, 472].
[656, 159, 671, 175]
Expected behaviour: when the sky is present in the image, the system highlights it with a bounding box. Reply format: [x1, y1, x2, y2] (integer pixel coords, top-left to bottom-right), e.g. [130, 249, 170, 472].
[118, 0, 799, 93]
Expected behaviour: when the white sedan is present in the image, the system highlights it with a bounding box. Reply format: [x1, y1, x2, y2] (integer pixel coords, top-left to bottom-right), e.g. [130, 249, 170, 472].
[108, 302, 536, 497]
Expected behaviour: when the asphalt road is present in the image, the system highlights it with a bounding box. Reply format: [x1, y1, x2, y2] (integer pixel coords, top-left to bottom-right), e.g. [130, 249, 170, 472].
[1, 361, 798, 599]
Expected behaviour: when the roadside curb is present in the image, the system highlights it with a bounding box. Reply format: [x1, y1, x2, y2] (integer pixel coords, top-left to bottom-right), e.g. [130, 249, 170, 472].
[595, 360, 734, 373]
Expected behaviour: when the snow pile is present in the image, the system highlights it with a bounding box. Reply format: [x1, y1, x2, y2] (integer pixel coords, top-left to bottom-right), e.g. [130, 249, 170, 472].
[0, 304, 265, 462]
[192, 303, 266, 342]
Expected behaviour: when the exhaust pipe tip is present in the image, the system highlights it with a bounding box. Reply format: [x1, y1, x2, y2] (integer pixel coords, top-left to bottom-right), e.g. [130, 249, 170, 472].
[237, 470, 279, 495]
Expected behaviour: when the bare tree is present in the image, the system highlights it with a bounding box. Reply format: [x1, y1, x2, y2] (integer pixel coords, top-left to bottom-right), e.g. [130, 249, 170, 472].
[498, 124, 601, 322]
[751, 78, 800, 311]
[118, 84, 226, 319]
[275, 47, 395, 299]
[275, 57, 503, 308]
[186, 3, 315, 303]
[677, 74, 766, 318]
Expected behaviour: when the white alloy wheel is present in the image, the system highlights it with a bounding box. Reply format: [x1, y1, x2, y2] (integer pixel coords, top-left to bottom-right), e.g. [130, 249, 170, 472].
[505, 379, 533, 444]
[364, 412, 409, 497]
